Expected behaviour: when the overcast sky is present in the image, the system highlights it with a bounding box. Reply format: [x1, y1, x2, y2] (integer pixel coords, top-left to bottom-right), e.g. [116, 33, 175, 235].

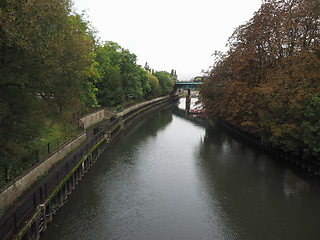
[73, 0, 262, 80]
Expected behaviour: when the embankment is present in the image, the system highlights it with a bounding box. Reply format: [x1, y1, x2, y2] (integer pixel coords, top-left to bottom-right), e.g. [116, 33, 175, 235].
[0, 95, 178, 240]
[216, 119, 320, 175]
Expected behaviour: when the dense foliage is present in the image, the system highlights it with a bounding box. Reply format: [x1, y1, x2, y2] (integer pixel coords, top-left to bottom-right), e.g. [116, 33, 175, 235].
[0, 0, 94, 171]
[153, 71, 175, 95]
[94, 41, 176, 107]
[201, 0, 320, 158]
[0, 0, 176, 184]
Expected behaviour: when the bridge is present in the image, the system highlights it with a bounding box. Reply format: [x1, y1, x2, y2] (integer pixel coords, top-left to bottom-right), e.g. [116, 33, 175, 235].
[174, 81, 202, 90]
[174, 81, 203, 111]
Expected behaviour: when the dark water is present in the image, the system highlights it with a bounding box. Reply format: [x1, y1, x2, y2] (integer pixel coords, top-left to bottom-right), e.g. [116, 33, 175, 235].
[42, 102, 320, 240]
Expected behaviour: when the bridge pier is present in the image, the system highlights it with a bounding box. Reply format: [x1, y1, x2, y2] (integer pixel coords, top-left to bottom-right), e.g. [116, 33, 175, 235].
[174, 81, 202, 112]
[186, 89, 191, 112]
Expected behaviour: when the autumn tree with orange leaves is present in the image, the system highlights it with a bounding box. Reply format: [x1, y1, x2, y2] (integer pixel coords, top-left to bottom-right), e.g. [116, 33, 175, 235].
[201, 0, 320, 157]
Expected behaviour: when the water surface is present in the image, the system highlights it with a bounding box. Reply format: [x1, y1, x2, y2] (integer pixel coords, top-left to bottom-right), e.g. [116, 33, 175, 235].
[42, 102, 320, 240]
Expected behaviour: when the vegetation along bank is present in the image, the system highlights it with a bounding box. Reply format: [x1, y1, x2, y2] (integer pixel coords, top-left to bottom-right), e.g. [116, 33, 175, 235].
[0, 0, 177, 191]
[0, 0, 178, 238]
[0, 95, 178, 240]
[201, 0, 320, 167]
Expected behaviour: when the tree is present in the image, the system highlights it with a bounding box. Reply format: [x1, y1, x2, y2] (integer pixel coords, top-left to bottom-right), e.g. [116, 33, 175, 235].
[96, 64, 124, 107]
[95, 44, 125, 107]
[301, 96, 320, 158]
[201, 0, 320, 156]
[70, 13, 100, 110]
[120, 49, 143, 99]
[0, 0, 94, 178]
[138, 67, 152, 99]
[153, 71, 175, 95]
[95, 42, 148, 106]
[147, 73, 162, 97]
[170, 69, 178, 81]
[144, 62, 151, 73]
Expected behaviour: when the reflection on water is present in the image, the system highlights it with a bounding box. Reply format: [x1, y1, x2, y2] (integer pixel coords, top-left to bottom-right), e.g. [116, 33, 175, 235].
[178, 97, 199, 110]
[283, 169, 310, 198]
[42, 104, 320, 240]
[198, 123, 320, 240]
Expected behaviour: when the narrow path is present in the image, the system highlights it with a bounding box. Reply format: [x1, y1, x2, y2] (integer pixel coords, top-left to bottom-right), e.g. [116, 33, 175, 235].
[1, 110, 116, 230]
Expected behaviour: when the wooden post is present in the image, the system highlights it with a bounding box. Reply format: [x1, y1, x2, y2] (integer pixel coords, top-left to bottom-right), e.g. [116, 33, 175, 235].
[71, 173, 75, 190]
[40, 204, 47, 231]
[33, 219, 40, 240]
[67, 179, 71, 195]
[47, 201, 52, 222]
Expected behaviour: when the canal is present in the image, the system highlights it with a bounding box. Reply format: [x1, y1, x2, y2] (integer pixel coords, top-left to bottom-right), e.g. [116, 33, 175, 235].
[42, 100, 320, 240]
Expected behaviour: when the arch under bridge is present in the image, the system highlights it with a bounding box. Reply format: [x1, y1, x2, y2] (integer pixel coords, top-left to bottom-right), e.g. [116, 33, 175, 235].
[174, 81, 203, 111]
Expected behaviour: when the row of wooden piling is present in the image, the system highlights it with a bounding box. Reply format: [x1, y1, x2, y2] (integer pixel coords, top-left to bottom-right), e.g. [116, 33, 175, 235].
[217, 119, 320, 175]
[18, 139, 106, 240]
[14, 95, 179, 240]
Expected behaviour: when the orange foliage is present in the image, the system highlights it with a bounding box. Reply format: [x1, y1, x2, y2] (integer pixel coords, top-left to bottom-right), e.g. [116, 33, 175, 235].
[201, 0, 320, 153]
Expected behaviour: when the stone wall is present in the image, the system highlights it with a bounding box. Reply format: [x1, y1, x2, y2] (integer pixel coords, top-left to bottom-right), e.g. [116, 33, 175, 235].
[80, 109, 105, 129]
[0, 132, 86, 212]
[0, 95, 179, 240]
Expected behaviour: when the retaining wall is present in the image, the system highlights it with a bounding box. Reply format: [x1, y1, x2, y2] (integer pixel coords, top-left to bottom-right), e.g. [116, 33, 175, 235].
[0, 132, 86, 212]
[79, 109, 105, 129]
[217, 119, 320, 175]
[0, 95, 178, 240]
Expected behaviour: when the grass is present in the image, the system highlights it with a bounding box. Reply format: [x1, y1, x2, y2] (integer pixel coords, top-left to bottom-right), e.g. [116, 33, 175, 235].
[0, 108, 83, 189]
[32, 117, 81, 160]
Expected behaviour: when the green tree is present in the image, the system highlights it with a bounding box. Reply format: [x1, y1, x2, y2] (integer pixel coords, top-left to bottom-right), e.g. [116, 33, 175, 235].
[95, 41, 158, 106]
[0, 0, 94, 181]
[154, 71, 175, 95]
[97, 64, 124, 106]
[302, 96, 320, 158]
[138, 67, 152, 99]
[82, 56, 100, 109]
[144, 62, 151, 73]
[95, 43, 124, 107]
[120, 49, 143, 99]
[170, 69, 178, 81]
[70, 13, 100, 110]
[147, 73, 162, 97]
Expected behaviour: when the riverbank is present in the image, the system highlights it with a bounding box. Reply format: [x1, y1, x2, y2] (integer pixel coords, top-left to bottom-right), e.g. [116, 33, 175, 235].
[179, 96, 320, 176]
[215, 118, 320, 176]
[41, 99, 320, 240]
[0, 95, 178, 240]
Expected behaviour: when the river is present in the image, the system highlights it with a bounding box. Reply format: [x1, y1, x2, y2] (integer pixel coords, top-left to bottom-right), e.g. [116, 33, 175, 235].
[41, 99, 320, 240]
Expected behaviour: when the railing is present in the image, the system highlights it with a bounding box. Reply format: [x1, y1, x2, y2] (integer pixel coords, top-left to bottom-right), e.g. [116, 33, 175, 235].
[0, 126, 83, 190]
[0, 129, 105, 240]
[0, 95, 178, 240]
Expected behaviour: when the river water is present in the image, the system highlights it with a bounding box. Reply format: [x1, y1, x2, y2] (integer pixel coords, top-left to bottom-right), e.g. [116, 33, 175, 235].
[42, 99, 320, 240]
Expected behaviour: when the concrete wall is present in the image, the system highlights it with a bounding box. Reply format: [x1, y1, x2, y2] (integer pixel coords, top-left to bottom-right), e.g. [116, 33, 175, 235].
[80, 110, 105, 129]
[1, 95, 178, 240]
[0, 132, 86, 212]
[0, 98, 172, 213]
[118, 96, 168, 118]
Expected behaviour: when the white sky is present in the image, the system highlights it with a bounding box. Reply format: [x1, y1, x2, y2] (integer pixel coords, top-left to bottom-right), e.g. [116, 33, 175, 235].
[72, 0, 262, 80]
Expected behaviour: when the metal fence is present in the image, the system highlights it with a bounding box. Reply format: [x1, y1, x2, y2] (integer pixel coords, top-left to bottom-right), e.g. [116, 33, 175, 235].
[0, 129, 105, 240]
[0, 126, 83, 189]
[0, 95, 178, 240]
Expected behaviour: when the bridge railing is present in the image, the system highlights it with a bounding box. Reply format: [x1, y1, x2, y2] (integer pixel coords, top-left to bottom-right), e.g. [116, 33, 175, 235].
[174, 82, 202, 90]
